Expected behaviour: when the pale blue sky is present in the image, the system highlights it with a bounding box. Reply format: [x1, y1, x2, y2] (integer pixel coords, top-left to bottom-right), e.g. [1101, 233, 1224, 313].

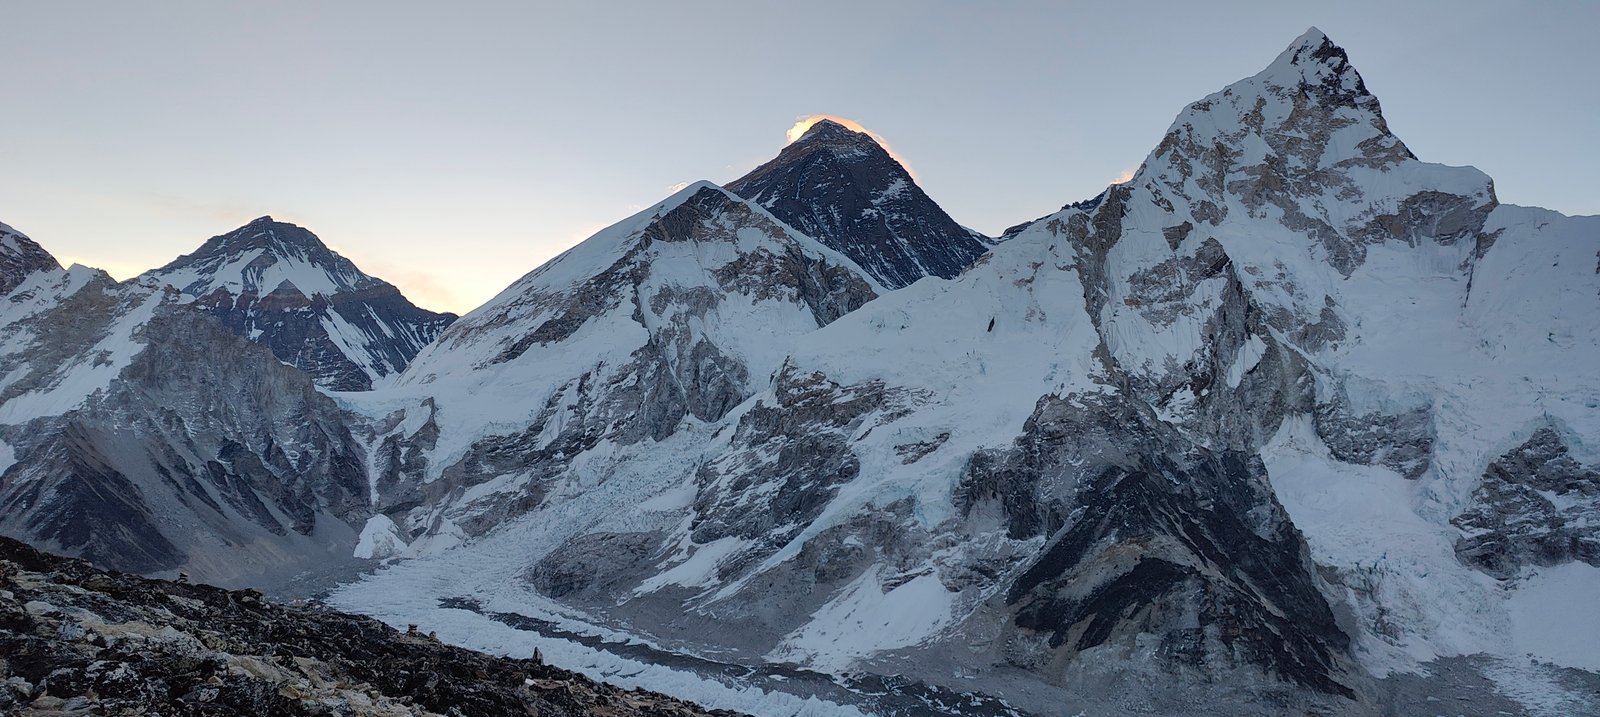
[3, 1, 1595, 313]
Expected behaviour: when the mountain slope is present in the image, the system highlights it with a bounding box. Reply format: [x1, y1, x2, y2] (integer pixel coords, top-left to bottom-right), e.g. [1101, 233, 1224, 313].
[0, 536, 737, 717]
[727, 119, 991, 289]
[0, 231, 374, 587]
[982, 25, 1600, 709]
[326, 28, 1600, 717]
[145, 216, 456, 391]
[0, 282, 371, 586]
[342, 181, 880, 554]
[1, 26, 1595, 717]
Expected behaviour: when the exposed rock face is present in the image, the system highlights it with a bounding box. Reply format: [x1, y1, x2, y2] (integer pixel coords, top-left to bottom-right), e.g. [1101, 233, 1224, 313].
[0, 222, 61, 296]
[965, 393, 1354, 698]
[145, 216, 456, 391]
[0, 536, 738, 717]
[727, 120, 992, 289]
[0, 298, 371, 585]
[1453, 428, 1600, 579]
[690, 365, 916, 550]
[0, 261, 373, 586]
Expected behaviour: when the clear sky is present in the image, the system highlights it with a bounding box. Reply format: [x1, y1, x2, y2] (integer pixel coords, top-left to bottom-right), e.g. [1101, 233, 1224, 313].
[3, 1, 1595, 314]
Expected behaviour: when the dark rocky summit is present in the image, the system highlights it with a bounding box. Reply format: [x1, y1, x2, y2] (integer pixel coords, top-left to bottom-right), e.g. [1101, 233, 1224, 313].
[145, 217, 456, 391]
[0, 536, 739, 716]
[727, 120, 991, 289]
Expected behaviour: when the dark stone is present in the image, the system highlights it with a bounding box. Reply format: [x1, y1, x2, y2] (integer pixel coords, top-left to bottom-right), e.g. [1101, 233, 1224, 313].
[0, 536, 740, 716]
[727, 120, 991, 289]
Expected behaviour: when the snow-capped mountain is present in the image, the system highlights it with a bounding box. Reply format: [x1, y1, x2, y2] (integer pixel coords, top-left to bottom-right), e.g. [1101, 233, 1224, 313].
[0, 221, 62, 295]
[1, 26, 1596, 717]
[145, 216, 456, 391]
[0, 257, 371, 586]
[341, 181, 880, 553]
[727, 119, 992, 289]
[323, 28, 1600, 717]
[0, 217, 450, 587]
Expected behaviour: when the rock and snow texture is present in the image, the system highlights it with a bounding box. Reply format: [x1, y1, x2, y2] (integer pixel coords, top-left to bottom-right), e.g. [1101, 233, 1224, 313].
[145, 216, 456, 391]
[349, 181, 879, 548]
[0, 271, 371, 586]
[727, 119, 992, 289]
[0, 222, 62, 296]
[1, 26, 1598, 717]
[322, 28, 1600, 717]
[1069, 28, 1600, 690]
[0, 225, 377, 587]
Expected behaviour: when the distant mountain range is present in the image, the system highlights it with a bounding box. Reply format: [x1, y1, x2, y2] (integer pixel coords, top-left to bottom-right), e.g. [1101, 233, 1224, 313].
[1, 27, 1596, 717]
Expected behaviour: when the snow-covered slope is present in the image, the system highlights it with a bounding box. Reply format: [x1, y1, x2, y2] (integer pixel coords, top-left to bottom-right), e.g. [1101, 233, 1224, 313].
[339, 181, 880, 552]
[325, 28, 1599, 717]
[2, 25, 1594, 717]
[145, 216, 456, 391]
[1057, 28, 1600, 685]
[728, 119, 992, 289]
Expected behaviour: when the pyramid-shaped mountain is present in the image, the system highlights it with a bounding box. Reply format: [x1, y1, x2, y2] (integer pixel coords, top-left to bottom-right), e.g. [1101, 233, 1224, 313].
[727, 119, 991, 289]
[146, 217, 456, 391]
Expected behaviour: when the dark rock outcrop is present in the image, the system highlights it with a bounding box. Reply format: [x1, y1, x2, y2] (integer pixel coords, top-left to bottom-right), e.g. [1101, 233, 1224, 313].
[0, 222, 61, 297]
[0, 536, 739, 716]
[1453, 427, 1600, 579]
[0, 294, 372, 586]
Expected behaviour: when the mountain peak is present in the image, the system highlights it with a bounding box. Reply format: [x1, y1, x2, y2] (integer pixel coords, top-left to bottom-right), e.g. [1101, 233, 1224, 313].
[727, 119, 991, 289]
[1289, 26, 1329, 50]
[144, 217, 455, 390]
[795, 118, 871, 145]
[148, 217, 381, 303]
[168, 217, 336, 267]
[1256, 26, 1370, 105]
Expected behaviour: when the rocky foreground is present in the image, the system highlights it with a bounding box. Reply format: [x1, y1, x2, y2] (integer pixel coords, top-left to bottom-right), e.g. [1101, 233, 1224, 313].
[0, 537, 738, 716]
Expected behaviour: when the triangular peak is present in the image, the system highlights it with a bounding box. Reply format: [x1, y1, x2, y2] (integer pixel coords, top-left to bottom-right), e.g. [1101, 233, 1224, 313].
[726, 117, 991, 288]
[1253, 26, 1372, 106]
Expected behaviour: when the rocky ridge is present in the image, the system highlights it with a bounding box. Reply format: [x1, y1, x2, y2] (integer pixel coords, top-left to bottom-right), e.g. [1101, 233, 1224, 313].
[350, 182, 880, 551]
[0, 222, 61, 297]
[0, 536, 738, 716]
[0, 25, 1596, 717]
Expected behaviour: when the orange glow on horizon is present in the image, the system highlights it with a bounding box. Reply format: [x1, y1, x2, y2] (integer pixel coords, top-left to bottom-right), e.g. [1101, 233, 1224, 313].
[784, 114, 919, 181]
